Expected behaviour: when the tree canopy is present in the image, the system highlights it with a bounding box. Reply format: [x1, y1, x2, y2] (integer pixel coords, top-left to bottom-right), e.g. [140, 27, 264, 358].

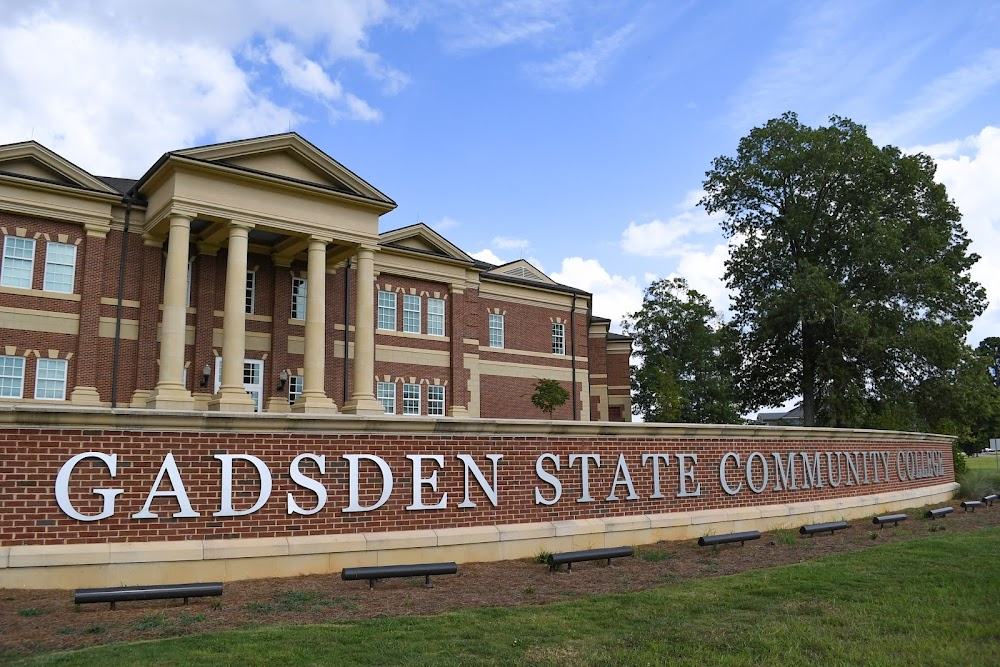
[623, 277, 741, 424]
[700, 112, 986, 427]
[530, 378, 570, 418]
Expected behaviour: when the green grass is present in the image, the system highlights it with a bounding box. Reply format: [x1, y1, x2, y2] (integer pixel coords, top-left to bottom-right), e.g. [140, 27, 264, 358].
[965, 454, 1000, 471]
[11, 527, 1000, 666]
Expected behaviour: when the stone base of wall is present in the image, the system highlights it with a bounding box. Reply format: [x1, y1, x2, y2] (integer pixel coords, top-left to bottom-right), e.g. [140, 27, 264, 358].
[0, 482, 957, 589]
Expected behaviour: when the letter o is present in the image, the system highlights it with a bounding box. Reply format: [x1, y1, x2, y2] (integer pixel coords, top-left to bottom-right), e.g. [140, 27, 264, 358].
[746, 452, 769, 494]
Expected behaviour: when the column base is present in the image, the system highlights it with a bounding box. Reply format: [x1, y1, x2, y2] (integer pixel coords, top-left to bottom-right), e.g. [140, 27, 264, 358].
[129, 389, 151, 408]
[342, 394, 385, 416]
[265, 396, 291, 413]
[290, 394, 338, 414]
[446, 405, 469, 418]
[69, 386, 105, 407]
[146, 385, 195, 411]
[207, 389, 256, 412]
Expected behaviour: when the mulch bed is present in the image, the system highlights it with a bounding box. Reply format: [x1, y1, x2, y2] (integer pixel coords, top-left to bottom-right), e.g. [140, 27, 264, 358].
[3, 503, 997, 658]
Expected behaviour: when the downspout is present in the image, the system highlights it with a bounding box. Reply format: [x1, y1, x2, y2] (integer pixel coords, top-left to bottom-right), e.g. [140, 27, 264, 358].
[110, 192, 134, 408]
[343, 257, 351, 404]
[570, 293, 577, 420]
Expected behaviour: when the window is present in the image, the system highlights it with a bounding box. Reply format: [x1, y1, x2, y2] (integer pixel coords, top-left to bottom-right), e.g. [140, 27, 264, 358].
[1, 236, 35, 288]
[291, 277, 308, 320]
[489, 313, 504, 348]
[377, 290, 396, 330]
[186, 258, 194, 307]
[552, 322, 565, 355]
[41, 242, 77, 293]
[34, 358, 67, 400]
[0, 355, 25, 398]
[403, 294, 421, 333]
[427, 298, 445, 336]
[245, 270, 256, 314]
[403, 383, 421, 415]
[288, 374, 303, 404]
[377, 381, 396, 414]
[428, 385, 445, 416]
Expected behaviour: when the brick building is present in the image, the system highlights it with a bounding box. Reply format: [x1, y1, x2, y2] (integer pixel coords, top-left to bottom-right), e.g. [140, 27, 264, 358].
[0, 134, 631, 420]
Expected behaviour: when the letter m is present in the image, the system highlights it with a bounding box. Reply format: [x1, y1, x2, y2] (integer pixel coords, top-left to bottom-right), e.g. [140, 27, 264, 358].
[772, 452, 799, 491]
[800, 452, 824, 489]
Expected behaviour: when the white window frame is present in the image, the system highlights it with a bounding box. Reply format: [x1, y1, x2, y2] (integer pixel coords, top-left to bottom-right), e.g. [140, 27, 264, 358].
[428, 385, 445, 416]
[427, 298, 445, 336]
[186, 258, 194, 307]
[552, 322, 565, 355]
[0, 355, 26, 398]
[288, 374, 303, 405]
[291, 277, 308, 320]
[489, 313, 504, 349]
[42, 241, 77, 294]
[403, 383, 421, 415]
[377, 381, 396, 414]
[245, 269, 256, 314]
[377, 290, 396, 330]
[34, 358, 67, 401]
[403, 294, 421, 333]
[1, 236, 36, 289]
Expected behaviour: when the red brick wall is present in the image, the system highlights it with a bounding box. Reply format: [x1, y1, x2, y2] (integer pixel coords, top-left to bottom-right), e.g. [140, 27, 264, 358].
[0, 425, 953, 546]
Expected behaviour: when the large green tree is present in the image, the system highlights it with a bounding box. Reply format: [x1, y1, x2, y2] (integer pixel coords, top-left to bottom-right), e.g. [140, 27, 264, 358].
[701, 112, 986, 427]
[623, 277, 741, 424]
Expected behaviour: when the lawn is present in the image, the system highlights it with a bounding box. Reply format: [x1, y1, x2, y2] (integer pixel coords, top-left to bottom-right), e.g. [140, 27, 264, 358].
[965, 453, 1000, 471]
[9, 527, 1000, 667]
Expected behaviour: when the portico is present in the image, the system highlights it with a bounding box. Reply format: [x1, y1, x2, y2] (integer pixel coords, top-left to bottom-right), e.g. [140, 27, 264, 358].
[136, 134, 396, 414]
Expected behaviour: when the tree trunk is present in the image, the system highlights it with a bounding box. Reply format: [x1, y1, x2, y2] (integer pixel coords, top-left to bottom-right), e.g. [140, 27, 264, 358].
[801, 321, 817, 427]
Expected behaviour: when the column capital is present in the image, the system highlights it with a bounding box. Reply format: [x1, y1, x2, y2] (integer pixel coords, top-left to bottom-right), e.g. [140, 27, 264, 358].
[228, 219, 255, 232]
[84, 221, 110, 239]
[142, 232, 164, 248]
[168, 213, 194, 227]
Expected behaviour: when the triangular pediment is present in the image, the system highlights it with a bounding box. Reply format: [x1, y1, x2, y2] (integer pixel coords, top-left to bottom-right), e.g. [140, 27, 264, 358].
[379, 223, 474, 263]
[487, 259, 556, 285]
[0, 141, 119, 194]
[175, 133, 394, 206]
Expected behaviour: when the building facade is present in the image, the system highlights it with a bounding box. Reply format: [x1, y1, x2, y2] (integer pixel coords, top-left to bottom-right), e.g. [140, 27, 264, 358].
[0, 134, 632, 420]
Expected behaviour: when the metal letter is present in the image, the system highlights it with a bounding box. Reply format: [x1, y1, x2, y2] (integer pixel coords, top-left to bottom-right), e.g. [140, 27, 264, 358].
[720, 452, 743, 495]
[569, 454, 601, 503]
[55, 452, 123, 522]
[606, 454, 639, 501]
[641, 453, 671, 499]
[746, 452, 769, 494]
[343, 454, 394, 512]
[457, 454, 502, 508]
[406, 455, 447, 510]
[287, 454, 327, 516]
[213, 454, 273, 517]
[534, 453, 562, 506]
[676, 453, 701, 497]
[132, 453, 199, 518]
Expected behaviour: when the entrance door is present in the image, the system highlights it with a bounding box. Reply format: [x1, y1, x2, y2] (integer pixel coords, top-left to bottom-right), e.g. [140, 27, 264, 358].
[214, 357, 264, 412]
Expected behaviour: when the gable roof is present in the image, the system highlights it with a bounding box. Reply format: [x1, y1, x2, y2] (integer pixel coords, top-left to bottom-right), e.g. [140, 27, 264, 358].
[0, 141, 120, 196]
[168, 133, 395, 207]
[485, 259, 556, 285]
[378, 223, 475, 264]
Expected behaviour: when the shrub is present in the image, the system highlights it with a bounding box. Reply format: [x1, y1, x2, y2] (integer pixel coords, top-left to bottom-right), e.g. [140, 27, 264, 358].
[957, 469, 1000, 499]
[953, 444, 968, 476]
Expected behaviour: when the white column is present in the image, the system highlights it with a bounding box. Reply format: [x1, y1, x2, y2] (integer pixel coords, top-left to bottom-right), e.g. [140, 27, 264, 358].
[208, 221, 256, 412]
[147, 214, 195, 410]
[292, 237, 337, 413]
[342, 244, 383, 415]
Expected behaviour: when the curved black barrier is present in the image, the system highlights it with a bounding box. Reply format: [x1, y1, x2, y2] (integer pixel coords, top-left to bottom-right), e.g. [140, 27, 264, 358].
[74, 582, 223, 610]
[872, 513, 908, 528]
[547, 546, 633, 573]
[698, 531, 761, 547]
[961, 500, 983, 512]
[925, 507, 954, 519]
[341, 562, 458, 590]
[799, 521, 850, 537]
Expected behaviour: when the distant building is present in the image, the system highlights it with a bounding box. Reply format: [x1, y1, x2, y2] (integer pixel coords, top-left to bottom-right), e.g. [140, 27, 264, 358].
[755, 406, 804, 426]
[0, 133, 631, 420]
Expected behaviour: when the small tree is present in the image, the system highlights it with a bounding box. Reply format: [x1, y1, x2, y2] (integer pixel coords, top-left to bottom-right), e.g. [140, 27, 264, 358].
[531, 378, 570, 418]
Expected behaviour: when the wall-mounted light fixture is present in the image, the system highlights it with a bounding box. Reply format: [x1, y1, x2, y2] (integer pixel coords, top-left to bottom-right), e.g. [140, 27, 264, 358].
[277, 369, 288, 392]
[200, 364, 211, 388]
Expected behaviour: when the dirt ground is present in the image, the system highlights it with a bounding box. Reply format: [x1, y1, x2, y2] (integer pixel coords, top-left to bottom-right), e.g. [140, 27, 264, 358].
[3, 503, 998, 658]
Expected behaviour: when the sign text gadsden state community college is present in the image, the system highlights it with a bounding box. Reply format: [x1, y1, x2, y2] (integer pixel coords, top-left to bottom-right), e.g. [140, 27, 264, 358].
[55, 449, 947, 522]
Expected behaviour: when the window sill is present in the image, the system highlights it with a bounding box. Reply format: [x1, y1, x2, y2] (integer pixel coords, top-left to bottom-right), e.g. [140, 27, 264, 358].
[376, 329, 450, 342]
[0, 286, 81, 301]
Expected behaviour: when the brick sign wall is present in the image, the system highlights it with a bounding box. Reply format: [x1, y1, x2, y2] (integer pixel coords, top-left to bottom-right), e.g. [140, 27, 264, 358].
[0, 421, 953, 547]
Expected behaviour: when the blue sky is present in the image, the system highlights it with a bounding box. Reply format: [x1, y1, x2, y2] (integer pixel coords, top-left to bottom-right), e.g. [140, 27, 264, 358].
[2, 0, 999, 360]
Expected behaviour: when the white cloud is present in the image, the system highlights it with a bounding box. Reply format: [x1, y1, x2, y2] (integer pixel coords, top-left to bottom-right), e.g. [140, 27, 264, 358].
[620, 190, 722, 257]
[927, 126, 1000, 345]
[471, 248, 505, 265]
[669, 243, 732, 317]
[871, 49, 1000, 145]
[524, 23, 636, 90]
[491, 236, 531, 250]
[431, 216, 461, 232]
[0, 2, 401, 175]
[434, 0, 570, 51]
[550, 257, 644, 333]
